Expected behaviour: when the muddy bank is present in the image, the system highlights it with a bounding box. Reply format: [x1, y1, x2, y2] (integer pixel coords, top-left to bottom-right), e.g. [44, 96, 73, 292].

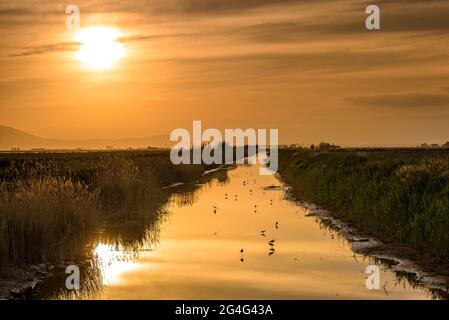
[277, 149, 449, 264]
[277, 148, 449, 298]
[0, 261, 79, 299]
[285, 190, 449, 299]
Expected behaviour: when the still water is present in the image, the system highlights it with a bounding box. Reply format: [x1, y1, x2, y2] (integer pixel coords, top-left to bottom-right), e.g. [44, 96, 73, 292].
[42, 164, 434, 299]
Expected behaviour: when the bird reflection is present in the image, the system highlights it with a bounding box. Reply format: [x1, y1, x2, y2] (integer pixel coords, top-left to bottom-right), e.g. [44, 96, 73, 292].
[268, 239, 275, 256]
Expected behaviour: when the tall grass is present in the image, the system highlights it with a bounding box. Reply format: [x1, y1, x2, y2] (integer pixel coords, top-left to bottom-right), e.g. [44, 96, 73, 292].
[94, 157, 165, 220]
[279, 149, 449, 262]
[0, 151, 214, 273]
[0, 176, 98, 271]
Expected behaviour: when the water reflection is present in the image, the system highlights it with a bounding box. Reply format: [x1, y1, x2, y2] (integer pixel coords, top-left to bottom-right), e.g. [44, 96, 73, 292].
[40, 164, 444, 299]
[93, 243, 145, 285]
[39, 168, 226, 299]
[171, 190, 200, 208]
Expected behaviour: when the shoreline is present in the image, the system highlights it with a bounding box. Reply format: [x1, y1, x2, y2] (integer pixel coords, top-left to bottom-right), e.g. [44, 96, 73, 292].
[282, 186, 449, 299]
[2, 154, 448, 299]
[0, 164, 234, 300]
[276, 148, 449, 298]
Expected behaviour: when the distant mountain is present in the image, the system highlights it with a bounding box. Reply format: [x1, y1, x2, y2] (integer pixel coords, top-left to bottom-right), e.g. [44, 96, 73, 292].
[0, 125, 171, 150]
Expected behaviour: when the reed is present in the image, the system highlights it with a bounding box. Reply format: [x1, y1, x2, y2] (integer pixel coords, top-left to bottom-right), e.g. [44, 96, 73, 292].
[279, 149, 449, 262]
[0, 176, 98, 271]
[0, 150, 214, 273]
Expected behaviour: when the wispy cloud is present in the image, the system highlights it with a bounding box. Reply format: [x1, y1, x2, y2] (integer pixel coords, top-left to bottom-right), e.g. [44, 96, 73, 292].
[2, 0, 449, 144]
[8, 41, 81, 57]
[349, 92, 449, 108]
[0, 7, 33, 15]
[116, 33, 195, 43]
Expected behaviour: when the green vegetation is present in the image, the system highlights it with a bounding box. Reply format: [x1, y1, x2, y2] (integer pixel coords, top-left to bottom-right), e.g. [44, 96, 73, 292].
[0, 150, 213, 273]
[279, 148, 449, 263]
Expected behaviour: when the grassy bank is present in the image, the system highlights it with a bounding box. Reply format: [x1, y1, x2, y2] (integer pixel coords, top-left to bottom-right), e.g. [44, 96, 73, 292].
[0, 150, 212, 273]
[278, 148, 449, 263]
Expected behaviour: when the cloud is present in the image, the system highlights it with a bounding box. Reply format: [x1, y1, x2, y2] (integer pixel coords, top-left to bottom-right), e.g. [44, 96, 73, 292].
[85, 0, 301, 15]
[8, 42, 81, 57]
[349, 92, 449, 108]
[116, 33, 195, 43]
[235, 2, 449, 45]
[235, 19, 361, 43]
[7, 32, 197, 58]
[0, 7, 34, 15]
[0, 0, 301, 17]
[0, 2, 63, 16]
[148, 0, 299, 14]
[3, 0, 449, 35]
[162, 49, 446, 75]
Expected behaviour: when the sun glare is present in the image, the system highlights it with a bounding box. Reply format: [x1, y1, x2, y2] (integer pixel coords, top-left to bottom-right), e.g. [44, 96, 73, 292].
[75, 27, 124, 70]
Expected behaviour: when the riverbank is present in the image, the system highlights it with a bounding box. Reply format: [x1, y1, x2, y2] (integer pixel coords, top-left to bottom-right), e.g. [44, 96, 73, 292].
[0, 150, 216, 299]
[278, 148, 449, 293]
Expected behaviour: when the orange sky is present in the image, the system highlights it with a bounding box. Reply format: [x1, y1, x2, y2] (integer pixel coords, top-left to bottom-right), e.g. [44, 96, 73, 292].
[1, 0, 449, 146]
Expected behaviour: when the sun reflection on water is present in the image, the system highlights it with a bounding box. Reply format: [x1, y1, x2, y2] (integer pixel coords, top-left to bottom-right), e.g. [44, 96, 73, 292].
[93, 243, 146, 285]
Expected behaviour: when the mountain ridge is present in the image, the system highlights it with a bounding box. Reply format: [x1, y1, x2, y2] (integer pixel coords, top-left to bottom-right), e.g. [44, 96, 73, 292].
[0, 125, 170, 150]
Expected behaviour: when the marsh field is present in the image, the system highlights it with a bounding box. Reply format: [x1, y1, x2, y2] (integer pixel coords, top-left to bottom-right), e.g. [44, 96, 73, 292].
[0, 150, 215, 296]
[0, 148, 448, 299]
[278, 148, 449, 282]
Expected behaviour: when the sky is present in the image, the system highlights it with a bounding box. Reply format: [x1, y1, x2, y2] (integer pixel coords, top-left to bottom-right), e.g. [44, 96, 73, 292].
[1, 0, 449, 146]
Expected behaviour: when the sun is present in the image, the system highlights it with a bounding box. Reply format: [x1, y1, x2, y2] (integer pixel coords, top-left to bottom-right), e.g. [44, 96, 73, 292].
[75, 27, 124, 70]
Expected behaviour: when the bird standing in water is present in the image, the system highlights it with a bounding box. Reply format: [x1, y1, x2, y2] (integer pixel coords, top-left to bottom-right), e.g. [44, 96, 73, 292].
[268, 239, 275, 256]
